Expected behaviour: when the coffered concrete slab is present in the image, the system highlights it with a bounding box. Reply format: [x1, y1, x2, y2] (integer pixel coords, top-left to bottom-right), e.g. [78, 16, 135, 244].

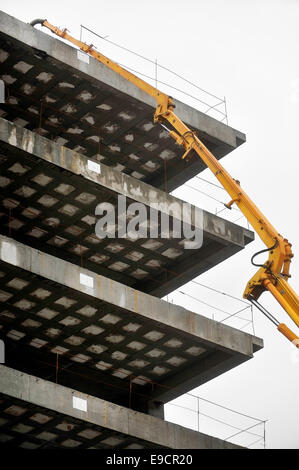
[0, 366, 243, 448]
[0, 235, 263, 409]
[0, 10, 246, 191]
[0, 118, 254, 297]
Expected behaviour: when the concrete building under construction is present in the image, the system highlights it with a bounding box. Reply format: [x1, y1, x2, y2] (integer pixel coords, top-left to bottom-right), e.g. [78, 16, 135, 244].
[0, 11, 263, 449]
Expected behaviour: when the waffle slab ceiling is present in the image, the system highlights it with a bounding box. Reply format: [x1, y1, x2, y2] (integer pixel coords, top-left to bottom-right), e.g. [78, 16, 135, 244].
[0, 366, 244, 449]
[0, 10, 246, 192]
[0, 235, 263, 412]
[0, 118, 254, 297]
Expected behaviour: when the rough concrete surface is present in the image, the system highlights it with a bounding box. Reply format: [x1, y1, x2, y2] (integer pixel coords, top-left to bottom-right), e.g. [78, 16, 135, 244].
[0, 10, 246, 191]
[0, 366, 243, 449]
[0, 235, 262, 410]
[0, 118, 254, 297]
[0, 9, 260, 450]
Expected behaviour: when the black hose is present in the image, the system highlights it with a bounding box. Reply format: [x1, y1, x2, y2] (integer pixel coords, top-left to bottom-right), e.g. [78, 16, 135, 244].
[251, 239, 279, 268]
[29, 19, 47, 27]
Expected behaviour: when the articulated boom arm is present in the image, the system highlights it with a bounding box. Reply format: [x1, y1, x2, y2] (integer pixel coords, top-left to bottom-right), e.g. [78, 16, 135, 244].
[31, 19, 299, 347]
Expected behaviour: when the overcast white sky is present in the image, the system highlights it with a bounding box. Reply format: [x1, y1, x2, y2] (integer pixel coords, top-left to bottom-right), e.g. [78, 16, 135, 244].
[1, 0, 298, 449]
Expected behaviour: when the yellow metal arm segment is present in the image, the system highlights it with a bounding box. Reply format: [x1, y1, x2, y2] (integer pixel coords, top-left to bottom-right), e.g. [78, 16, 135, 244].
[160, 111, 299, 346]
[33, 20, 299, 347]
[39, 20, 174, 118]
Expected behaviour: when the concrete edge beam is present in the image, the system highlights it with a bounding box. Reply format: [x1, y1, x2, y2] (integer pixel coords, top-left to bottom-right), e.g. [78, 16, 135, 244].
[0, 234, 263, 357]
[0, 117, 254, 248]
[0, 10, 245, 151]
[0, 365, 243, 449]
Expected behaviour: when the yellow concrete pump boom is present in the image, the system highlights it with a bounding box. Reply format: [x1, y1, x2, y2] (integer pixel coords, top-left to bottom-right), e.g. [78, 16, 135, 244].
[30, 19, 299, 347]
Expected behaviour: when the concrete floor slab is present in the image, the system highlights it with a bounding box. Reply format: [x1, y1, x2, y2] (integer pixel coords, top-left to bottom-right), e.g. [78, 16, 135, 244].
[0, 366, 242, 448]
[0, 118, 254, 297]
[0, 10, 261, 450]
[0, 235, 263, 411]
[0, 10, 246, 191]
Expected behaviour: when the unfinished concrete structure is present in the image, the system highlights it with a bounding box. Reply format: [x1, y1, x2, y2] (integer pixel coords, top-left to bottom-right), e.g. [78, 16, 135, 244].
[0, 118, 253, 296]
[0, 366, 244, 449]
[0, 10, 262, 448]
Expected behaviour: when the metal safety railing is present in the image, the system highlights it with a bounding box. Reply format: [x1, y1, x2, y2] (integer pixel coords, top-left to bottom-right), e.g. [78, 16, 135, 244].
[165, 281, 255, 335]
[0, 323, 266, 449]
[2, 22, 255, 334]
[79, 24, 228, 123]
[164, 393, 266, 449]
[171, 173, 251, 230]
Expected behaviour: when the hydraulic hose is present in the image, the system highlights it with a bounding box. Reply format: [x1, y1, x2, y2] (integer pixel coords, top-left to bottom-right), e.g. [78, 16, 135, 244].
[29, 19, 46, 27]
